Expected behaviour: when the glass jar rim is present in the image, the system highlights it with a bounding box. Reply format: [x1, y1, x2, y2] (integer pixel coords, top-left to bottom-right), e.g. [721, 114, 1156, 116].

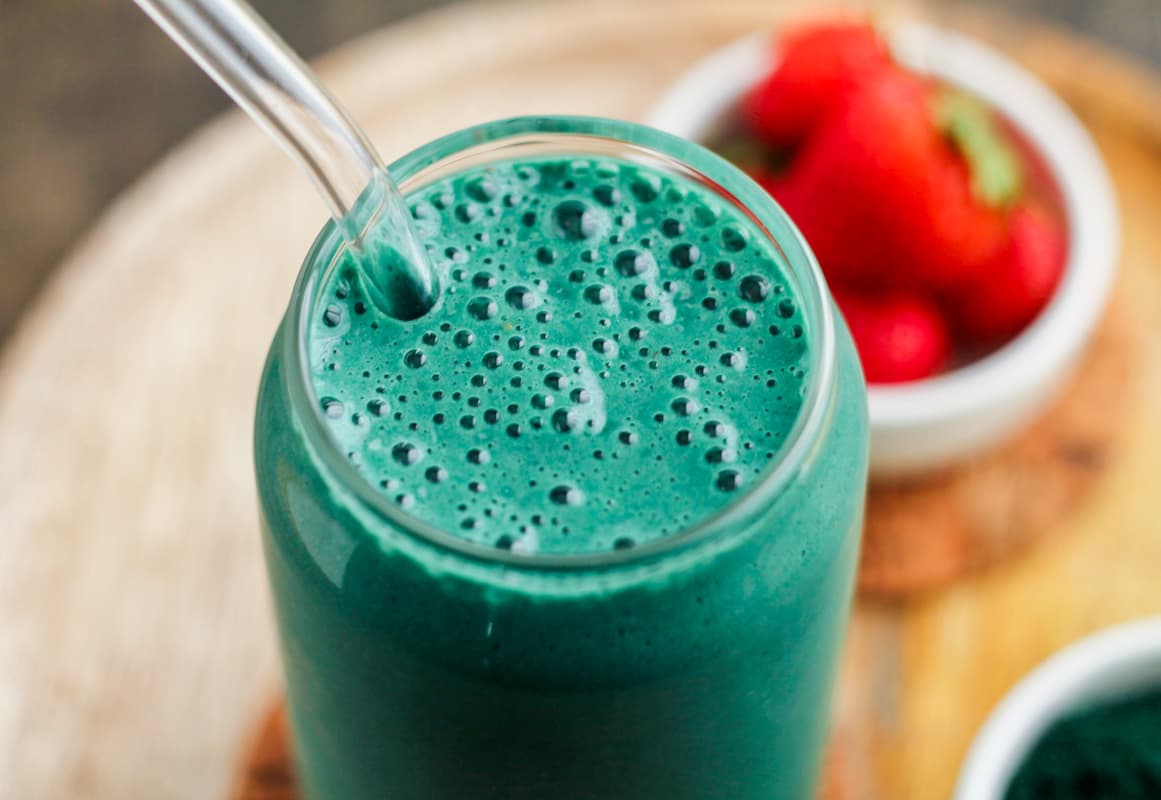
[282, 115, 838, 572]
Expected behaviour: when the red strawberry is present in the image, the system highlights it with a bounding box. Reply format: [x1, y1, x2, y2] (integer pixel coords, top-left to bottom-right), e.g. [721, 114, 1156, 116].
[834, 289, 951, 383]
[745, 166, 783, 197]
[740, 21, 891, 149]
[773, 69, 1011, 292]
[952, 203, 1066, 343]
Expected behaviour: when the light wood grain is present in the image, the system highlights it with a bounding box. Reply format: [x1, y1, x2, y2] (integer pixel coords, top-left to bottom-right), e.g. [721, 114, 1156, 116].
[2, 2, 1160, 799]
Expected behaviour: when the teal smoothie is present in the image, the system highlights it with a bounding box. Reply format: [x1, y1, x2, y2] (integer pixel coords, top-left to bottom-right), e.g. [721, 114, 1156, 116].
[255, 117, 868, 799]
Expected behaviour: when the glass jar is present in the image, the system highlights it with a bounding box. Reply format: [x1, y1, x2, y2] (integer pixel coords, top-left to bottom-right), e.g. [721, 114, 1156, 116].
[255, 116, 868, 800]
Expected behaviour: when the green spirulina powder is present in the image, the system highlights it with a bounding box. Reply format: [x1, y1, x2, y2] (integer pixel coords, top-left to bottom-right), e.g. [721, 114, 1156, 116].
[1005, 688, 1161, 800]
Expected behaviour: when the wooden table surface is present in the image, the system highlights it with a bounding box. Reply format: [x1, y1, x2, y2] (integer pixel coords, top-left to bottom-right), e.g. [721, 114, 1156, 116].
[3, 2, 1161, 798]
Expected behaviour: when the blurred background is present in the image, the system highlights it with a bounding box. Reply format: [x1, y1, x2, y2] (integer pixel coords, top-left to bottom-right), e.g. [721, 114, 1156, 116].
[1, 0, 1159, 345]
[2, 3, 1160, 800]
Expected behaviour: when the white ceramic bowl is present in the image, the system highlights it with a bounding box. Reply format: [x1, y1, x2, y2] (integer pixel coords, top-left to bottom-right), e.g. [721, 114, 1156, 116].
[955, 617, 1161, 799]
[648, 22, 1119, 477]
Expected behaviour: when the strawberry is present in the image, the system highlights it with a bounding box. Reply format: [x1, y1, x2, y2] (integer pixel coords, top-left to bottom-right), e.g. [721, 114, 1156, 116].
[772, 69, 1014, 293]
[745, 166, 783, 197]
[952, 203, 1066, 343]
[834, 289, 951, 383]
[740, 21, 891, 149]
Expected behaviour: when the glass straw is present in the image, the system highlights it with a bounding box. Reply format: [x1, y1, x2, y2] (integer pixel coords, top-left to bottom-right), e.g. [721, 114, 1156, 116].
[134, 0, 437, 319]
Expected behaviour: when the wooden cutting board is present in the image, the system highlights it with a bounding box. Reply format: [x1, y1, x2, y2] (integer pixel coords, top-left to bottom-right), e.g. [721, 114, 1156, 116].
[3, 2, 1161, 799]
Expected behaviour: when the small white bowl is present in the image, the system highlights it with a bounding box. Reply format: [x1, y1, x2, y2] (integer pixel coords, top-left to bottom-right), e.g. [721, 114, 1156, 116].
[649, 22, 1120, 477]
[955, 617, 1161, 799]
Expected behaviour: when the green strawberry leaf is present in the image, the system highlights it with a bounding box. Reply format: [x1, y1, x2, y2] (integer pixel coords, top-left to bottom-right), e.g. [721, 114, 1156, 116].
[936, 90, 1023, 208]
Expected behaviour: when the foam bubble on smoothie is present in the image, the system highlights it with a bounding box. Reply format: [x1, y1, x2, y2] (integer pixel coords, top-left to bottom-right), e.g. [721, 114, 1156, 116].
[309, 157, 810, 555]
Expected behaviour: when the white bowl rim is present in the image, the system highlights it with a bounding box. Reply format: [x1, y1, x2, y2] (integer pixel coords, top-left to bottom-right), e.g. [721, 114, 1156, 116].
[648, 22, 1120, 431]
[954, 617, 1161, 799]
